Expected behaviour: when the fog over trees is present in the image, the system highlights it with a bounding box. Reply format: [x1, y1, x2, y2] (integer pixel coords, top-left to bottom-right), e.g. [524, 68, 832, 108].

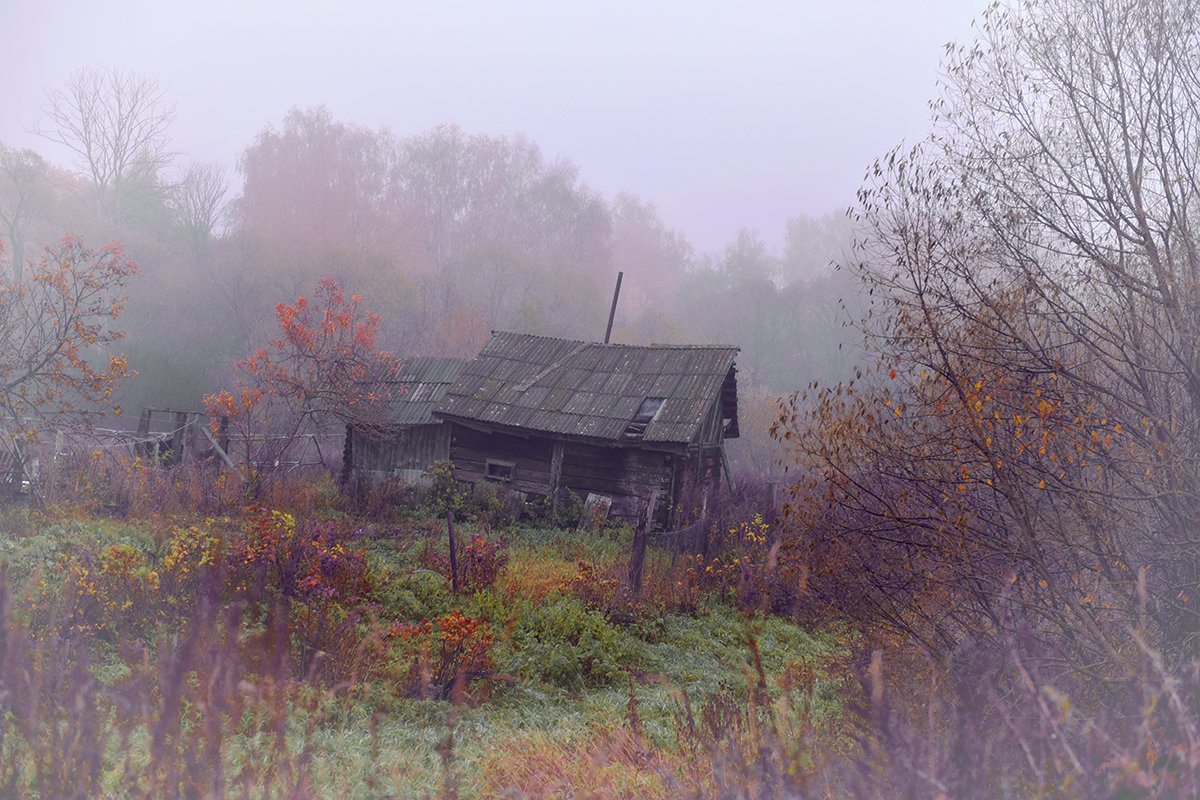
[0, 70, 866, 471]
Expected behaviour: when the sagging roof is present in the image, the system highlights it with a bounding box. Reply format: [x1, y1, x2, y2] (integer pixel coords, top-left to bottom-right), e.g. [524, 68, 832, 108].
[371, 357, 466, 427]
[435, 331, 738, 445]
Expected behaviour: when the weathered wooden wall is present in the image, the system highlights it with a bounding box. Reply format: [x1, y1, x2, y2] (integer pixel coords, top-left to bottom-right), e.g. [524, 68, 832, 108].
[448, 424, 679, 524]
[353, 423, 450, 477]
[559, 440, 675, 523]
[449, 426, 553, 494]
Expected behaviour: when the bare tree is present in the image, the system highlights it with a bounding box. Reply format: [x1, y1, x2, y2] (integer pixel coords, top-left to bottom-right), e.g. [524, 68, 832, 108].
[169, 161, 229, 256]
[782, 0, 1200, 670]
[0, 144, 47, 282]
[36, 66, 175, 225]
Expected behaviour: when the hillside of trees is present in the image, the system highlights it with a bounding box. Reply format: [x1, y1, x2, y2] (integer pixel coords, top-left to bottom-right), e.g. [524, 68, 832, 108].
[2, 91, 864, 472]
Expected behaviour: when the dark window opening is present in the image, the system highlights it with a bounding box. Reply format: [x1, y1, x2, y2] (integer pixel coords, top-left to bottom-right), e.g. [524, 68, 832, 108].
[485, 459, 515, 482]
[625, 397, 665, 438]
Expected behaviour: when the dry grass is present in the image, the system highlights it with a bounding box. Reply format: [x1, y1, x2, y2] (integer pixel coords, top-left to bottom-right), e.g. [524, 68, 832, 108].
[476, 725, 672, 800]
[494, 549, 582, 605]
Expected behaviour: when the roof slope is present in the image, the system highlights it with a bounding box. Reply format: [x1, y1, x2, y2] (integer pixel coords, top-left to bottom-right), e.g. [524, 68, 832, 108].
[373, 357, 466, 427]
[435, 331, 738, 445]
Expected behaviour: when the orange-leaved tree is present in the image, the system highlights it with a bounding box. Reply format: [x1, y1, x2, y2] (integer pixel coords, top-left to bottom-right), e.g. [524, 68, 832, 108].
[205, 278, 397, 489]
[0, 234, 136, 442]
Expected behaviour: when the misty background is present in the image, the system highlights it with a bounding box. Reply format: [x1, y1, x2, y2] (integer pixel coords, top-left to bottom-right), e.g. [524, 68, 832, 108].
[0, 0, 989, 472]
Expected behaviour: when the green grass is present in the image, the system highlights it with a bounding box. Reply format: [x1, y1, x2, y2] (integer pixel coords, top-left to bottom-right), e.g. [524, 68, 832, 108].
[0, 499, 860, 799]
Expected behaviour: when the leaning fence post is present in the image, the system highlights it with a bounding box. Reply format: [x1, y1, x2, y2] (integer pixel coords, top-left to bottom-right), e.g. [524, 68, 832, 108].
[447, 508, 459, 594]
[765, 481, 778, 525]
[628, 491, 658, 597]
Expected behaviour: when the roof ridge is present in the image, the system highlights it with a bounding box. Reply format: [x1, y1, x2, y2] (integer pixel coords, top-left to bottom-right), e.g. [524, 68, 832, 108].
[490, 330, 738, 352]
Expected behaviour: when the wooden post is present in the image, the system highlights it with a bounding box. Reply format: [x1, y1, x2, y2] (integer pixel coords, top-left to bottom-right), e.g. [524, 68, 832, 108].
[548, 440, 564, 517]
[720, 443, 736, 493]
[627, 491, 658, 596]
[172, 411, 188, 466]
[340, 424, 354, 486]
[447, 508, 459, 594]
[136, 408, 152, 461]
[136, 408, 152, 437]
[6, 440, 24, 495]
[200, 425, 237, 470]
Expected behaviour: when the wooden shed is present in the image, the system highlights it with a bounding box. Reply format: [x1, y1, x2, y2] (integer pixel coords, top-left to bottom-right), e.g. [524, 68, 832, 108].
[342, 357, 466, 484]
[433, 331, 739, 528]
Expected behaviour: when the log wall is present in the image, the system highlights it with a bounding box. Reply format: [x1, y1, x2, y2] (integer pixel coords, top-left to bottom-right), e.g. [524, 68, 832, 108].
[353, 423, 451, 475]
[448, 424, 678, 524]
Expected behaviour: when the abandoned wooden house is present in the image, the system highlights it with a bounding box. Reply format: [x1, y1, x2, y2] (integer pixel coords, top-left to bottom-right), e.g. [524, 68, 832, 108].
[341, 357, 466, 484]
[432, 331, 739, 528]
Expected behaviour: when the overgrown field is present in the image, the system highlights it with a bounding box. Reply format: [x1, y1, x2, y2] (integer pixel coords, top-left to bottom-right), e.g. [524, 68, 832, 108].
[0, 460, 868, 799]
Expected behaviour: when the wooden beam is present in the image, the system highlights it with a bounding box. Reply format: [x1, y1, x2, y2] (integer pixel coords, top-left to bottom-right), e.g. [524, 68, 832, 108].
[172, 411, 188, 466]
[200, 424, 237, 470]
[549, 439, 564, 516]
[720, 442, 736, 493]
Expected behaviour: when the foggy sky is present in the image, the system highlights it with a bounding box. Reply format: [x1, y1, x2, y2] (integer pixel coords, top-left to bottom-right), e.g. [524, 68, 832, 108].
[2, 0, 988, 255]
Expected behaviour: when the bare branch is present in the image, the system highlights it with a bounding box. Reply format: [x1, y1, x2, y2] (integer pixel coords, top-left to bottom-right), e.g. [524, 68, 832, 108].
[36, 66, 176, 224]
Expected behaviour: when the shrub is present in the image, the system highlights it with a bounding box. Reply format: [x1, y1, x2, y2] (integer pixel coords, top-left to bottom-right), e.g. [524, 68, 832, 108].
[427, 531, 508, 595]
[424, 460, 463, 518]
[462, 480, 523, 529]
[530, 489, 585, 529]
[505, 595, 638, 690]
[566, 559, 646, 623]
[230, 508, 371, 605]
[389, 609, 495, 698]
[372, 568, 453, 622]
[341, 474, 423, 521]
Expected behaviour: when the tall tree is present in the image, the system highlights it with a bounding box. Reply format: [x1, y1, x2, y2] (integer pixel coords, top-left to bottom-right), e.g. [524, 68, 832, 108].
[169, 161, 229, 257]
[0, 144, 48, 282]
[36, 66, 175, 226]
[392, 124, 610, 342]
[0, 236, 137, 444]
[238, 106, 394, 263]
[784, 0, 1200, 670]
[779, 210, 855, 281]
[205, 278, 397, 491]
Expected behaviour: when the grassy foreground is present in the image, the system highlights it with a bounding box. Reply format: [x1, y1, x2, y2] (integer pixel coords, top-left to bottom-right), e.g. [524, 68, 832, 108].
[0, 467, 863, 799]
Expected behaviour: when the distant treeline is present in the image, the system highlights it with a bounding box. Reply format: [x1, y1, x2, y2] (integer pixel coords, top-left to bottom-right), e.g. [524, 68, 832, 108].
[2, 90, 867, 423]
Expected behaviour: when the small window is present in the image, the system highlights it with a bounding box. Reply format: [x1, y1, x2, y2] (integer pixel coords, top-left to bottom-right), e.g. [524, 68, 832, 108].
[632, 397, 665, 424]
[485, 459, 515, 482]
[625, 397, 665, 438]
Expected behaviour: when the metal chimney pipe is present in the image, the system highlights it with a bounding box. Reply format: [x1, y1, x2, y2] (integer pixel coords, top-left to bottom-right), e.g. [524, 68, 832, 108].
[604, 271, 623, 344]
